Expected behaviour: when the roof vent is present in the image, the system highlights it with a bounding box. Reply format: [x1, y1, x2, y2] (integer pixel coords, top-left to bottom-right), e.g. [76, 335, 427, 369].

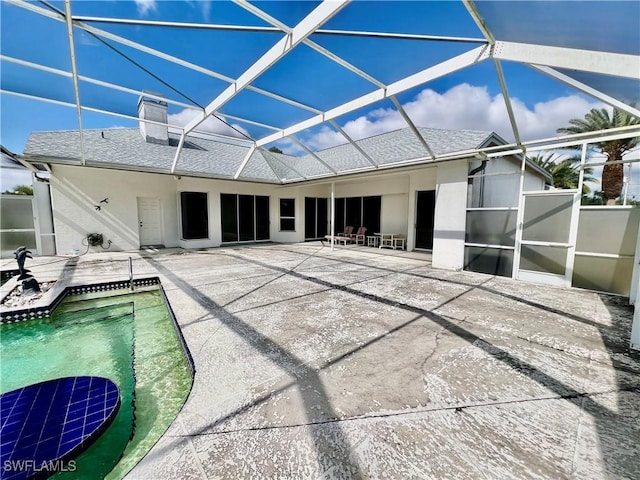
[138, 92, 168, 145]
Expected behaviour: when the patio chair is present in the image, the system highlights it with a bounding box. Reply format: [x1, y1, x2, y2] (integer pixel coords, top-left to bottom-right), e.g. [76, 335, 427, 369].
[324, 226, 354, 245]
[341, 226, 354, 237]
[350, 226, 367, 245]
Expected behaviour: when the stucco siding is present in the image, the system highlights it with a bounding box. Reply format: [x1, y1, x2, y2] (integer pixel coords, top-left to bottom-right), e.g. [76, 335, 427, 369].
[50, 165, 179, 254]
[48, 159, 544, 273]
[433, 160, 468, 270]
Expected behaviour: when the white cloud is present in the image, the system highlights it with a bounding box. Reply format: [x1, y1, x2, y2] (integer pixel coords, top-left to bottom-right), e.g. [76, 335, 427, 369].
[184, 0, 211, 21]
[134, 0, 157, 16]
[200, 0, 212, 22]
[299, 84, 603, 151]
[78, 31, 100, 46]
[1, 168, 32, 192]
[167, 109, 250, 139]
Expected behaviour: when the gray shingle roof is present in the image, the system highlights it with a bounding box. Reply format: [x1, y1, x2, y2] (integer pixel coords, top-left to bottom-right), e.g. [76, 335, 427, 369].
[23, 126, 498, 183]
[24, 128, 280, 182]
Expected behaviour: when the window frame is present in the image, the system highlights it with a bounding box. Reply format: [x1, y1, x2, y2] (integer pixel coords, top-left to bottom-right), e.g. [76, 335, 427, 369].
[279, 198, 296, 232]
[180, 191, 209, 240]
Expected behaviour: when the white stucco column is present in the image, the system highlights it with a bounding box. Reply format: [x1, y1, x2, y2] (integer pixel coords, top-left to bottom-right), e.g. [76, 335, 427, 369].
[432, 160, 467, 270]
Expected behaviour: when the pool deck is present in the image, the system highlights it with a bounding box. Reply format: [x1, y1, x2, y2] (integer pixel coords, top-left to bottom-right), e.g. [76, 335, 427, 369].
[2, 242, 639, 479]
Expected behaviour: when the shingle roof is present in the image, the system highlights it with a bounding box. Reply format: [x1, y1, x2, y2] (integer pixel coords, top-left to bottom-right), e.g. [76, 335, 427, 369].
[23, 126, 499, 183]
[23, 128, 280, 182]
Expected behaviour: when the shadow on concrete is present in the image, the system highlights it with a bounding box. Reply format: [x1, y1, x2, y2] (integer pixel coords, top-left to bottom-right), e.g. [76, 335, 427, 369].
[143, 244, 639, 477]
[220, 247, 640, 477]
[268, 244, 631, 341]
[141, 250, 365, 478]
[592, 294, 640, 477]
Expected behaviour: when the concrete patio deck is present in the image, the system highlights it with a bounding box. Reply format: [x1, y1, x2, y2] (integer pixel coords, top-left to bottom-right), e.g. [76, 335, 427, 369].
[3, 242, 639, 479]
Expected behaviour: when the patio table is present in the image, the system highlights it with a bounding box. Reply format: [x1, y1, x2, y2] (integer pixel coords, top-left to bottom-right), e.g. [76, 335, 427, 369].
[375, 233, 405, 250]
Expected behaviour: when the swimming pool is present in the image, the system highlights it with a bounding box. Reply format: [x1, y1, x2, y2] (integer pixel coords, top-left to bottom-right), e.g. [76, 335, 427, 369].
[0, 285, 193, 479]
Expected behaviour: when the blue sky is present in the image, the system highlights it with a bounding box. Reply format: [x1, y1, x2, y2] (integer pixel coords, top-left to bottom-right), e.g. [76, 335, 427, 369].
[1, 0, 637, 161]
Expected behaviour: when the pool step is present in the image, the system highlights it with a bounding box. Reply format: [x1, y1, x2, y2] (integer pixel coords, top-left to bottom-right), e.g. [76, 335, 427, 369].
[52, 302, 134, 326]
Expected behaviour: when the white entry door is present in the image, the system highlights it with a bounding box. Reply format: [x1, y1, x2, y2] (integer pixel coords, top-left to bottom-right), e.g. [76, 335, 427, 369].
[137, 197, 162, 246]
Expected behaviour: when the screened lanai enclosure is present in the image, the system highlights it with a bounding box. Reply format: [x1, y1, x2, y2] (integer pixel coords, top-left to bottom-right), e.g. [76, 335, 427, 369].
[1, 0, 639, 346]
[465, 147, 640, 296]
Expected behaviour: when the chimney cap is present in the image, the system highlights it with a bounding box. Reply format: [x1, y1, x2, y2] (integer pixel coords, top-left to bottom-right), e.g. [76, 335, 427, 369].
[138, 90, 169, 145]
[137, 91, 168, 109]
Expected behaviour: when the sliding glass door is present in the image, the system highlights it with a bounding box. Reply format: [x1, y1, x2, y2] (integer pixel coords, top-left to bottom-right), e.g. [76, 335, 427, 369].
[415, 190, 435, 250]
[221, 194, 270, 243]
[255, 195, 270, 240]
[221, 194, 238, 243]
[305, 197, 328, 240]
[332, 196, 381, 234]
[238, 195, 255, 241]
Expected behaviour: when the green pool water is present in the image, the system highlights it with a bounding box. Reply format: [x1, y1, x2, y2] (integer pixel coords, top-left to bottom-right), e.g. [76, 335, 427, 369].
[0, 287, 193, 479]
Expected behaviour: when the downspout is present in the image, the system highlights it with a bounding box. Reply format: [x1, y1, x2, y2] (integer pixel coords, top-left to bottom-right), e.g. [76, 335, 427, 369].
[468, 160, 487, 208]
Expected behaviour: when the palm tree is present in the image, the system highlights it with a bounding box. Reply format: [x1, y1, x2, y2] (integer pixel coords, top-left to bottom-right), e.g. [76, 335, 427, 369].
[557, 107, 639, 205]
[530, 153, 597, 195]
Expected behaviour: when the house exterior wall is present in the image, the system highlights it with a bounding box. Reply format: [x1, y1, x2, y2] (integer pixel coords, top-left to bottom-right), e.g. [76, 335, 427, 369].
[523, 169, 546, 192]
[334, 175, 411, 237]
[48, 159, 545, 272]
[433, 160, 468, 270]
[50, 165, 180, 254]
[176, 176, 277, 249]
[276, 184, 330, 242]
[49, 166, 328, 252]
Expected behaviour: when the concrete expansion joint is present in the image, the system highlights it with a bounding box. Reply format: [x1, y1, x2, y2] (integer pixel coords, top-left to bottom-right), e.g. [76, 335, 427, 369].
[569, 392, 588, 478]
[177, 416, 208, 479]
[512, 333, 640, 376]
[170, 388, 640, 441]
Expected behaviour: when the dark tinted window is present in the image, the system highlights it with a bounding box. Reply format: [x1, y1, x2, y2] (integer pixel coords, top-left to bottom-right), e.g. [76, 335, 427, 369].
[280, 198, 295, 217]
[181, 192, 208, 240]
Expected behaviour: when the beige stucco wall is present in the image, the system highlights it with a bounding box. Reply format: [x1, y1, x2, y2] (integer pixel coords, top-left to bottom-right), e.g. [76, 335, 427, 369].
[49, 166, 335, 253]
[334, 174, 411, 237]
[176, 176, 277, 249]
[433, 160, 468, 270]
[48, 159, 546, 271]
[50, 166, 179, 254]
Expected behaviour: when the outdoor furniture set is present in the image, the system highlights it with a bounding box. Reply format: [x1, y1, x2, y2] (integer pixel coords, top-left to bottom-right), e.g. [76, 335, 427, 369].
[325, 227, 406, 250]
